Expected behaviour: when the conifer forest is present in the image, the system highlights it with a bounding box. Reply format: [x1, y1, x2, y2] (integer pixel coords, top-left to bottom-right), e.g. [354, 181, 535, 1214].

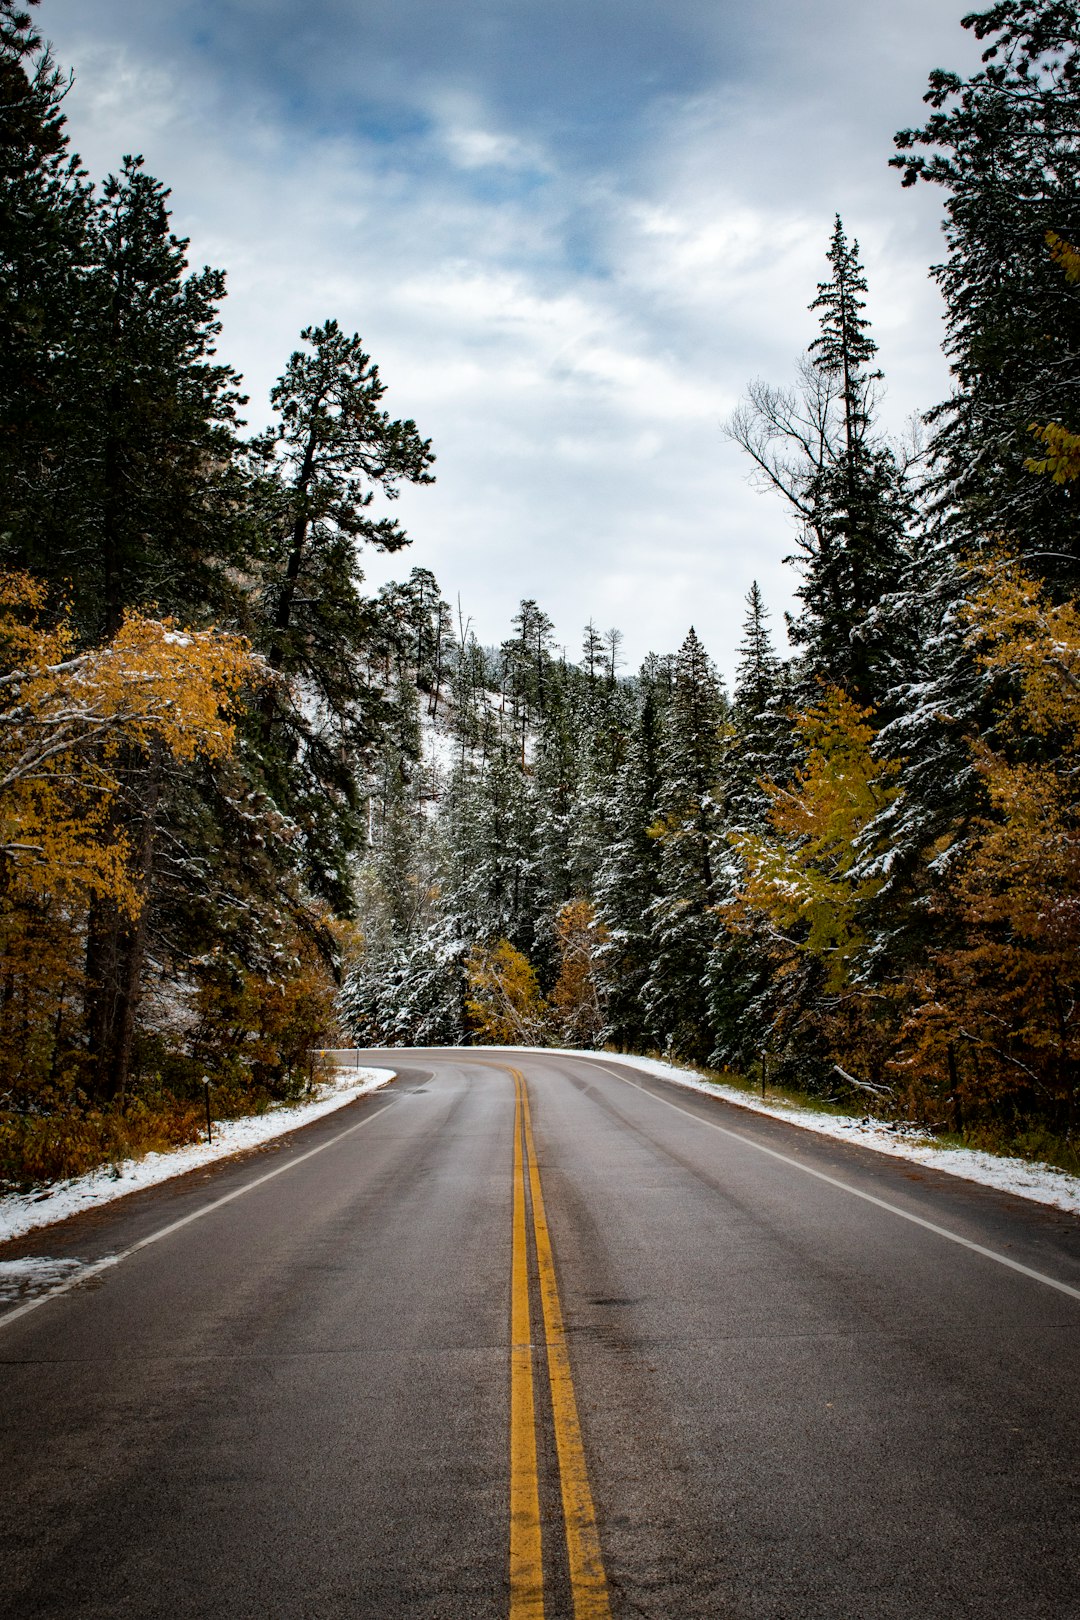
[4, 0, 1080, 1187]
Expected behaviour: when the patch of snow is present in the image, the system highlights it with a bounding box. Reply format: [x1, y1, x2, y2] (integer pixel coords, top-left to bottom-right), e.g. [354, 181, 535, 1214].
[505, 1047, 1080, 1217]
[0, 1256, 89, 1303]
[0, 1066, 395, 1245]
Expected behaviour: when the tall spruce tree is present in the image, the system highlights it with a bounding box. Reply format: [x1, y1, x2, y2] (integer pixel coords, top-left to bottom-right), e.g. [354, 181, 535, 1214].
[707, 588, 794, 1068]
[794, 219, 913, 707]
[893, 0, 1080, 582]
[71, 157, 252, 1101]
[729, 219, 914, 712]
[80, 157, 249, 638]
[725, 582, 793, 829]
[0, 0, 90, 572]
[595, 654, 670, 1050]
[641, 629, 727, 1060]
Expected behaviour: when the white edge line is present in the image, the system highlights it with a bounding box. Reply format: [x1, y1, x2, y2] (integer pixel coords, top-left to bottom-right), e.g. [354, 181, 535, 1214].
[0, 1086, 397, 1334]
[573, 1056, 1080, 1305]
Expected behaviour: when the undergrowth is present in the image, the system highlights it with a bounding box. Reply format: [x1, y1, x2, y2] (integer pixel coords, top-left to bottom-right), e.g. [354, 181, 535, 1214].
[0, 1058, 333, 1194]
[620, 1048, 1080, 1178]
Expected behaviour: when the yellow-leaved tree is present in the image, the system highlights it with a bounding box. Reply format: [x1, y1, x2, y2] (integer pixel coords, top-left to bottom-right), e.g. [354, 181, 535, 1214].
[0, 572, 256, 912]
[465, 939, 549, 1045]
[892, 559, 1080, 1132]
[550, 898, 609, 1047]
[731, 686, 900, 994]
[0, 572, 259, 1118]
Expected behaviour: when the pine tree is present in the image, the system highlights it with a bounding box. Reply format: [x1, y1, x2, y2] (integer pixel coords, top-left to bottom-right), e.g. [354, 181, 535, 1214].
[809, 215, 881, 453]
[501, 598, 555, 745]
[0, 1, 90, 574]
[641, 630, 727, 1059]
[251, 320, 435, 908]
[581, 620, 604, 685]
[441, 743, 540, 957]
[729, 219, 914, 711]
[707, 586, 794, 1070]
[55, 155, 253, 1102]
[595, 655, 670, 1050]
[726, 583, 793, 829]
[81, 157, 250, 637]
[892, 0, 1080, 582]
[795, 220, 912, 707]
[531, 675, 580, 956]
[448, 629, 496, 763]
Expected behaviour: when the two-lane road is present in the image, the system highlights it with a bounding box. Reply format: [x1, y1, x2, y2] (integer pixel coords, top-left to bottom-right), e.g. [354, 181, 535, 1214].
[2, 1050, 1079, 1617]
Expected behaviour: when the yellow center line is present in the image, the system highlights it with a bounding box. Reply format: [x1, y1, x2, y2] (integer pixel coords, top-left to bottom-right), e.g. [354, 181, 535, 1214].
[515, 1067, 613, 1620]
[510, 1071, 545, 1619]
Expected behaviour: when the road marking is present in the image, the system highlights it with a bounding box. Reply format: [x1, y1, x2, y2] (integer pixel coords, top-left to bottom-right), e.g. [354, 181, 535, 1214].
[515, 1069, 612, 1620]
[0, 1097, 396, 1334]
[510, 1072, 544, 1619]
[582, 1059, 1080, 1305]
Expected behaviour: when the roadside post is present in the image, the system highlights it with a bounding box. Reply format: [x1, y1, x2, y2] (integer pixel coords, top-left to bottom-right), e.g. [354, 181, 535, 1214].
[203, 1078, 213, 1144]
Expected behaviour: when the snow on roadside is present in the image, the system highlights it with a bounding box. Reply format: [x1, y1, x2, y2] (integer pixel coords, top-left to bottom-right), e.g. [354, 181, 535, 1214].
[0, 1065, 396, 1245]
[507, 1046, 1080, 1217]
[0, 1256, 86, 1303]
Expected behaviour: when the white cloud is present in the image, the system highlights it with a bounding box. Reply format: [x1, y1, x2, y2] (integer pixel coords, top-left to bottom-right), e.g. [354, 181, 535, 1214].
[39, 1, 979, 682]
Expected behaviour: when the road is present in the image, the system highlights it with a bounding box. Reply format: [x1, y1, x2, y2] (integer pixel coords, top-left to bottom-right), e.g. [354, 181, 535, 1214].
[2, 1049, 1079, 1618]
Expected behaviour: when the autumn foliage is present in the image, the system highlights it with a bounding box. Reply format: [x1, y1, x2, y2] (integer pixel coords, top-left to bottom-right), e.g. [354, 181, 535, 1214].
[722, 558, 1080, 1144]
[731, 688, 899, 993]
[0, 572, 253, 913]
[0, 573, 345, 1187]
[465, 900, 609, 1047]
[890, 563, 1080, 1130]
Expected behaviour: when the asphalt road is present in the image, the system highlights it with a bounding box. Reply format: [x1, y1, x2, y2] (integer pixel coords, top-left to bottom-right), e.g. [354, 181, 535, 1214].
[2, 1049, 1079, 1618]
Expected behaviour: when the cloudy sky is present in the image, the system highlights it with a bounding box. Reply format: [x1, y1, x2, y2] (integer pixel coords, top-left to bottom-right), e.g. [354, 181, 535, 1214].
[40, 0, 981, 679]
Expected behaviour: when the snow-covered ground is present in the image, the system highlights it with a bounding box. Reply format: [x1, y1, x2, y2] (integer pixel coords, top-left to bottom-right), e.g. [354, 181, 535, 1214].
[510, 1047, 1080, 1218]
[0, 1065, 395, 1245]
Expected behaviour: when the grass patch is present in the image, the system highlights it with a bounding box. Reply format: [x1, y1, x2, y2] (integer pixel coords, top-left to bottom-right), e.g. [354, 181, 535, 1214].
[925, 1121, 1080, 1179]
[608, 1047, 1080, 1177]
[622, 1048, 869, 1121]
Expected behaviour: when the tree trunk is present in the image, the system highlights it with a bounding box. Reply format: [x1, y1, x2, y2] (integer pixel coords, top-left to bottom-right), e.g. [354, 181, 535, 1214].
[84, 746, 161, 1102]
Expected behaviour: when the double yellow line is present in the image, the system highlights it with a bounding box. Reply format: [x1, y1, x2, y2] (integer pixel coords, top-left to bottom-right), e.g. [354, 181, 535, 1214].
[509, 1067, 611, 1620]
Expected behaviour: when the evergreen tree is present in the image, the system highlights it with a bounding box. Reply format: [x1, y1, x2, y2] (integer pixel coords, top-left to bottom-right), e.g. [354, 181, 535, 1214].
[595, 655, 670, 1050]
[442, 743, 540, 956]
[893, 0, 1080, 582]
[726, 583, 794, 828]
[581, 620, 604, 685]
[531, 675, 581, 958]
[641, 630, 727, 1060]
[501, 598, 555, 747]
[79, 156, 249, 638]
[251, 320, 435, 907]
[0, 0, 90, 573]
[707, 586, 795, 1070]
[65, 155, 252, 1101]
[795, 219, 913, 707]
[729, 219, 914, 711]
[448, 629, 497, 763]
